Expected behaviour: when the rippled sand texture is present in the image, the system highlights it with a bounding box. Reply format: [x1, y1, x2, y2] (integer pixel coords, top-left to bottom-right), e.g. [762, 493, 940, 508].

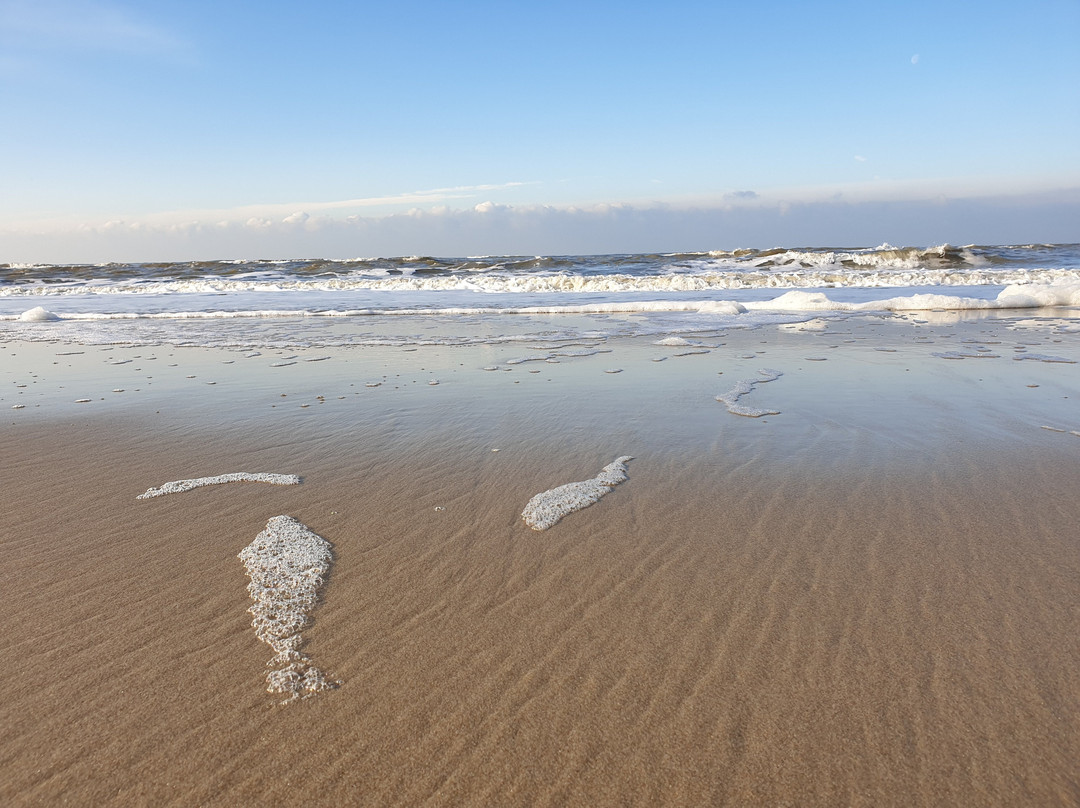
[3, 319, 1080, 807]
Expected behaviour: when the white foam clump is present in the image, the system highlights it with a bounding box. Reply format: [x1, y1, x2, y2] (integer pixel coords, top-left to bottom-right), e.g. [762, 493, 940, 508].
[716, 369, 783, 417]
[521, 456, 633, 531]
[19, 306, 60, 322]
[136, 472, 300, 499]
[238, 515, 338, 703]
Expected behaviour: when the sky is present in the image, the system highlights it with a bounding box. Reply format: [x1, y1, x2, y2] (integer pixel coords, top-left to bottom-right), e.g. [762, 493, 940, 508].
[1, 0, 1078, 262]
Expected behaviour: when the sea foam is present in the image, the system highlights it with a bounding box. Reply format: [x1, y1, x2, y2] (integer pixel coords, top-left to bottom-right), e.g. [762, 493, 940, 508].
[18, 306, 60, 321]
[521, 456, 633, 531]
[716, 369, 783, 417]
[136, 472, 301, 499]
[238, 515, 338, 703]
[1013, 353, 1077, 363]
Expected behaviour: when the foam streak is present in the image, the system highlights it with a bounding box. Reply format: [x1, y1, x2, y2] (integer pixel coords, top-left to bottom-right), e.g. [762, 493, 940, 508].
[716, 369, 783, 417]
[521, 457, 633, 531]
[136, 472, 300, 499]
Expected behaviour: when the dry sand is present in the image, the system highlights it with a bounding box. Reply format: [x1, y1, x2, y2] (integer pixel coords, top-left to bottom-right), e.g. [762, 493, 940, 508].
[2, 313, 1080, 806]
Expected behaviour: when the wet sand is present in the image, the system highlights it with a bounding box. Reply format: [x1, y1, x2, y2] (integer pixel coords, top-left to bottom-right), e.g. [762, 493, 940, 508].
[3, 314, 1080, 806]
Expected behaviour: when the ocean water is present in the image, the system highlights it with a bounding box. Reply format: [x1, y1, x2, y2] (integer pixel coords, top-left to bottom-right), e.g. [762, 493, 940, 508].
[2, 243, 1079, 348]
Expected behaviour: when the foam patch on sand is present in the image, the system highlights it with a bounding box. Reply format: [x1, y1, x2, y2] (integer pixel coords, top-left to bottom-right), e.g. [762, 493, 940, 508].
[521, 456, 633, 531]
[654, 337, 718, 349]
[238, 516, 338, 703]
[505, 348, 612, 365]
[136, 473, 301, 499]
[716, 369, 783, 417]
[780, 318, 830, 332]
[933, 350, 1001, 360]
[1013, 353, 1076, 364]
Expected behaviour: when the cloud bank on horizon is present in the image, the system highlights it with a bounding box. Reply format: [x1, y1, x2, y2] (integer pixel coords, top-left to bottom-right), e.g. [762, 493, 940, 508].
[6, 188, 1078, 263]
[1, 0, 1078, 262]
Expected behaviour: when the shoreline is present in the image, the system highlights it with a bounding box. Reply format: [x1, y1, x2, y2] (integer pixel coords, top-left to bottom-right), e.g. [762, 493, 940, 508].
[4, 313, 1080, 806]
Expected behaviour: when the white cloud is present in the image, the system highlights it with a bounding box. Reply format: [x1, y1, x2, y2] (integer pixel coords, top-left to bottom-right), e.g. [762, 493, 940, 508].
[911, 54, 920, 65]
[94, 181, 534, 228]
[4, 187, 1079, 264]
[854, 155, 867, 162]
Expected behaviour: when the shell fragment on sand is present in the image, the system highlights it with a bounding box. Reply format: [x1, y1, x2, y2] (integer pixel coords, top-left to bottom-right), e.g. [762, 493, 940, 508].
[238, 515, 338, 703]
[136, 472, 301, 500]
[716, 369, 783, 417]
[521, 456, 633, 531]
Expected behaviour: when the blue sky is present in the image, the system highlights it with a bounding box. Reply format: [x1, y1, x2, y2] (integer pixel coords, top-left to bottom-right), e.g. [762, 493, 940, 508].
[1, 0, 1078, 261]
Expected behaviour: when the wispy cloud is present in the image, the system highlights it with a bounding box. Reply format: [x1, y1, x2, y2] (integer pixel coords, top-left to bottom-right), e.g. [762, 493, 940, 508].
[9, 181, 535, 231]
[0, 0, 188, 57]
[242, 182, 534, 219]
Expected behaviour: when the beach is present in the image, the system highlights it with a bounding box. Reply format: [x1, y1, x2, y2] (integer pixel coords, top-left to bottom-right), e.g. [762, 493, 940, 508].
[3, 310, 1079, 806]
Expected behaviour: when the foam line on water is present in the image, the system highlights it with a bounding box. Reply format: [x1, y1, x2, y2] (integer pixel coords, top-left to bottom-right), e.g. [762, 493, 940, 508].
[238, 515, 338, 703]
[136, 472, 301, 499]
[716, 369, 783, 417]
[504, 347, 612, 365]
[932, 350, 1001, 360]
[521, 456, 633, 531]
[1013, 353, 1076, 363]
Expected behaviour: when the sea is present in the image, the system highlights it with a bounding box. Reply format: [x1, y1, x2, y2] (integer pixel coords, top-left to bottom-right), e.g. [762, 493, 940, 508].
[2, 243, 1079, 349]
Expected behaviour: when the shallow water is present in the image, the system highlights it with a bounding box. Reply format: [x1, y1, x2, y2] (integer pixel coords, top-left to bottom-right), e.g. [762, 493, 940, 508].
[3, 244, 1079, 348]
